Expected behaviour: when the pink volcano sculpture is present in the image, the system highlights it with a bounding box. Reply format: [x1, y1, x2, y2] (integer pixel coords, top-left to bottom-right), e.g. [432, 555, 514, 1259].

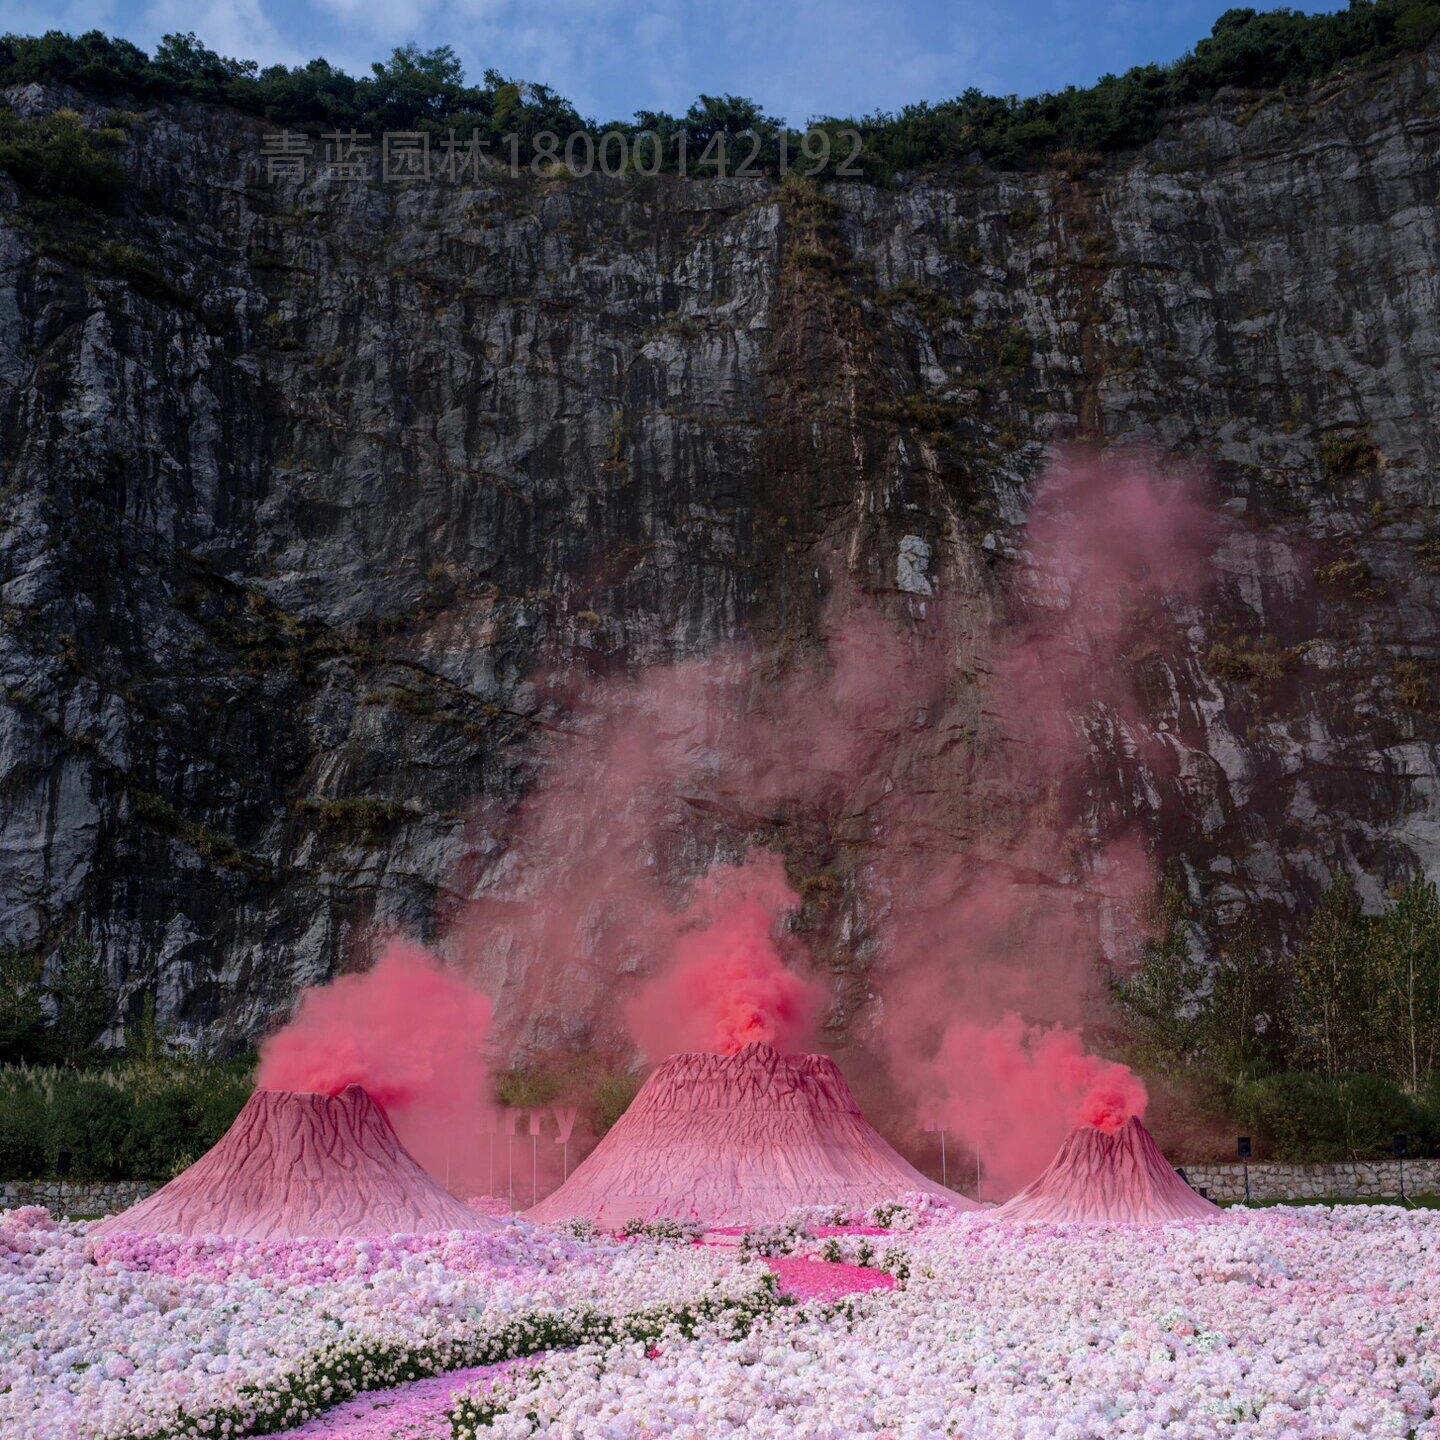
[96, 1084, 493, 1239]
[996, 1115, 1222, 1224]
[527, 1042, 978, 1227]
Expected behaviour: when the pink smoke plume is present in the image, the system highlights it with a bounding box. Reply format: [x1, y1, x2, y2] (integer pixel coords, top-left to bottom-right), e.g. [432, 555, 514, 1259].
[875, 453, 1216, 1194]
[920, 1015, 1149, 1195]
[442, 598, 933, 1069]
[379, 448, 1223, 1201]
[257, 942, 494, 1189]
[625, 852, 825, 1058]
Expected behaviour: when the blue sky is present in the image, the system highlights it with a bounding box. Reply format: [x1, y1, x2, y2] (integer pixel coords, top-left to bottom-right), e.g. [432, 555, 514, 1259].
[8, 0, 1350, 125]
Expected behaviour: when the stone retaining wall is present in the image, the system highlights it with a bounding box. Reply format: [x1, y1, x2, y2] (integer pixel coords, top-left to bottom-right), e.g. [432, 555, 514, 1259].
[1178, 1159, 1440, 1203]
[3, 1164, 1437, 1216]
[0, 1180, 158, 1217]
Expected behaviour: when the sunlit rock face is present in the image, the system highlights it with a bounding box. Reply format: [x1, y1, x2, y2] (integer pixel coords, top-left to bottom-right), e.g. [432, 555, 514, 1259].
[2, 48, 1440, 1059]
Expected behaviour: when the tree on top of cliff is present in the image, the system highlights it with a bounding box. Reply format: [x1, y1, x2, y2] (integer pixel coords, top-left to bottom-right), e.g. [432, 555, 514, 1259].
[842, 2, 1440, 169]
[1, 2, 1438, 176]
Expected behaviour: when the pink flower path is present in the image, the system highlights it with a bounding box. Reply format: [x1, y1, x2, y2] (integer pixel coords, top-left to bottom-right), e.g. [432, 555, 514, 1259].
[767, 1255, 898, 1302]
[269, 1257, 893, 1439]
[269, 1360, 525, 1440]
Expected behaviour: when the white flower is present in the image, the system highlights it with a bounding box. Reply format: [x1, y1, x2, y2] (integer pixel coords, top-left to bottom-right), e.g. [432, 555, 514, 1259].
[455, 1207, 1440, 1440]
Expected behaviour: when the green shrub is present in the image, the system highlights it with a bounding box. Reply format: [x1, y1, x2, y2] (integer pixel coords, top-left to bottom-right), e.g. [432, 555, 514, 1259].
[0, 107, 125, 206]
[1205, 635, 1300, 695]
[124, 1085, 198, 1177]
[996, 327, 1032, 374]
[296, 796, 409, 842]
[98, 240, 196, 311]
[592, 1072, 642, 1133]
[1420, 1075, 1440, 1152]
[1320, 431, 1379, 481]
[1335, 1073, 1422, 1157]
[1394, 659, 1433, 710]
[884, 280, 958, 324]
[493, 1067, 561, 1111]
[1236, 1071, 1347, 1162]
[871, 394, 959, 435]
[1314, 556, 1380, 597]
[48, 1074, 132, 1179]
[129, 787, 257, 870]
[1236, 1071, 1423, 1162]
[0, 1078, 48, 1178]
[0, 1060, 252, 1181]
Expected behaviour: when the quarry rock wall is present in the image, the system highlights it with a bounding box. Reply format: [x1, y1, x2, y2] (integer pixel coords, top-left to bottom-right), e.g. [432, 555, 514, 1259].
[3, 44, 1440, 1059]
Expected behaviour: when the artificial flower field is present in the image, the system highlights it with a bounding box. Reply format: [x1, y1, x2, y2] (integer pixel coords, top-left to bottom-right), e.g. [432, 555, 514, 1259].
[7, 1195, 1440, 1440]
[0, 1206, 775, 1440]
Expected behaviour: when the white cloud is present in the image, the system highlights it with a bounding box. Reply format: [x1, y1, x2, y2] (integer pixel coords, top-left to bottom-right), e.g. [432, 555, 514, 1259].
[3, 0, 123, 41]
[139, 0, 308, 67]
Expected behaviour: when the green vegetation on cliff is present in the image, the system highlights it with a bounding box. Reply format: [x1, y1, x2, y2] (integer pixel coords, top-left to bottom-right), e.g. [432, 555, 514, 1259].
[0, 105, 124, 204]
[851, 2, 1440, 170]
[2, 3, 1438, 181]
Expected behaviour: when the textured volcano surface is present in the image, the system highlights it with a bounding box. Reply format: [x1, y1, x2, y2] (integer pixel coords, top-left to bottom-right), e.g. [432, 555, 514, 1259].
[996, 1116, 1223, 1224]
[96, 1084, 491, 1238]
[527, 1042, 976, 1226]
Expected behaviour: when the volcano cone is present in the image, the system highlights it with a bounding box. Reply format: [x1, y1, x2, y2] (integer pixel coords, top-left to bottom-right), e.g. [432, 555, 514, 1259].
[96, 1084, 492, 1239]
[526, 1041, 978, 1227]
[996, 1115, 1222, 1224]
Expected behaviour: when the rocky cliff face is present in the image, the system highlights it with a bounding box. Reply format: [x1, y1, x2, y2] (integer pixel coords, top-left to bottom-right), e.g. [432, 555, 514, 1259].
[2, 44, 1439, 1059]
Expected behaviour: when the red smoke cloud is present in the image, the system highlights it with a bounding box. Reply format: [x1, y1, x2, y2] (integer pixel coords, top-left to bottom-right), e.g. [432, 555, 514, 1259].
[875, 454, 1216, 1195]
[257, 942, 494, 1189]
[444, 595, 947, 1070]
[319, 449, 1221, 1203]
[1080, 1073, 1150, 1133]
[918, 1015, 1149, 1195]
[625, 852, 825, 1058]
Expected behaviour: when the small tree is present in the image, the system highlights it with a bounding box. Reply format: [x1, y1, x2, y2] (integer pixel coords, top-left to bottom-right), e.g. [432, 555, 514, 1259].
[124, 992, 182, 1077]
[0, 946, 45, 1063]
[366, 44, 464, 128]
[1203, 916, 1284, 1078]
[1110, 879, 1207, 1068]
[47, 939, 113, 1064]
[1286, 876, 1373, 1078]
[1369, 878, 1440, 1092]
[151, 32, 255, 92]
